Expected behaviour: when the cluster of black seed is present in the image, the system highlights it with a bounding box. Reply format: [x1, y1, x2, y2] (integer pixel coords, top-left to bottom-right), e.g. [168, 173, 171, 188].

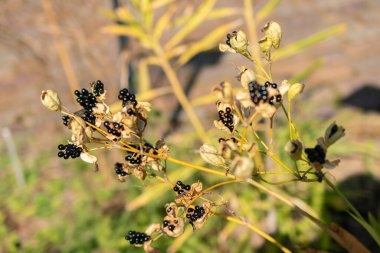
[225, 31, 237, 47]
[126, 108, 136, 116]
[74, 88, 97, 112]
[218, 107, 234, 132]
[104, 121, 124, 137]
[81, 110, 96, 126]
[125, 231, 150, 245]
[249, 81, 282, 105]
[124, 142, 158, 165]
[57, 144, 82, 159]
[125, 153, 142, 165]
[162, 220, 175, 232]
[114, 162, 128, 176]
[173, 181, 191, 194]
[186, 206, 206, 222]
[93, 80, 104, 97]
[305, 145, 326, 164]
[118, 88, 138, 108]
[62, 115, 71, 126]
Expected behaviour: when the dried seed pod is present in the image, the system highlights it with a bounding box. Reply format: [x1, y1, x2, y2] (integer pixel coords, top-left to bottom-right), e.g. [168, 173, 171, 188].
[262, 21, 282, 49]
[41, 90, 61, 112]
[288, 82, 305, 101]
[239, 67, 255, 89]
[161, 215, 185, 237]
[285, 140, 303, 161]
[324, 122, 345, 147]
[226, 30, 248, 54]
[200, 144, 225, 167]
[230, 157, 254, 178]
[214, 81, 233, 103]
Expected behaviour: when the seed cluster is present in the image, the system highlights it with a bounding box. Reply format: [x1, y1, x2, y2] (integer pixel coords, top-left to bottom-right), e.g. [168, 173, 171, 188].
[226, 31, 237, 47]
[173, 181, 191, 195]
[218, 107, 234, 132]
[305, 145, 326, 164]
[81, 111, 96, 126]
[186, 206, 206, 222]
[104, 121, 124, 137]
[93, 80, 104, 97]
[125, 231, 151, 245]
[74, 88, 97, 112]
[115, 162, 128, 176]
[57, 144, 82, 159]
[118, 88, 138, 108]
[249, 81, 282, 105]
[124, 143, 158, 165]
[62, 115, 71, 126]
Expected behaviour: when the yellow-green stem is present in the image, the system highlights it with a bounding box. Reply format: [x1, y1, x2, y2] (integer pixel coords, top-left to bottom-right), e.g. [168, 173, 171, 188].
[152, 44, 208, 143]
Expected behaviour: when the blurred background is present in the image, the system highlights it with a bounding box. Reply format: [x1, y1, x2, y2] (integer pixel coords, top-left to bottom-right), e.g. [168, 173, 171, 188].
[0, 0, 379, 252]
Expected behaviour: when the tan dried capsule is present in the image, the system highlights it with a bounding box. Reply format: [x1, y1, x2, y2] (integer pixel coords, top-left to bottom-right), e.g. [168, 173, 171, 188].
[288, 82, 305, 101]
[214, 81, 233, 103]
[200, 144, 225, 167]
[228, 30, 248, 54]
[41, 90, 61, 112]
[262, 21, 282, 49]
[230, 157, 254, 178]
[324, 122, 345, 147]
[239, 67, 255, 89]
[284, 140, 303, 160]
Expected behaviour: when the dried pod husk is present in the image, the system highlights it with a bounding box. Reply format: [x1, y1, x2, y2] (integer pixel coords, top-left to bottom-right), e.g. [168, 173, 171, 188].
[41, 90, 61, 112]
[80, 152, 97, 164]
[228, 30, 248, 54]
[230, 156, 254, 178]
[239, 67, 256, 89]
[288, 82, 305, 101]
[145, 224, 161, 236]
[219, 43, 237, 53]
[262, 21, 282, 49]
[68, 116, 87, 145]
[190, 202, 212, 230]
[236, 90, 254, 108]
[279, 80, 291, 96]
[176, 181, 203, 204]
[324, 122, 345, 147]
[200, 144, 225, 167]
[214, 81, 233, 103]
[285, 140, 303, 161]
[218, 138, 239, 161]
[165, 202, 180, 217]
[190, 181, 203, 193]
[133, 167, 147, 181]
[161, 215, 185, 237]
[258, 36, 272, 56]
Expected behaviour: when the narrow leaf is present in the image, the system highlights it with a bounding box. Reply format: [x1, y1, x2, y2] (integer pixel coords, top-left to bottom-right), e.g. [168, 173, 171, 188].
[102, 25, 150, 47]
[256, 0, 281, 22]
[178, 20, 242, 65]
[273, 23, 347, 60]
[164, 0, 217, 50]
[153, 4, 176, 40]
